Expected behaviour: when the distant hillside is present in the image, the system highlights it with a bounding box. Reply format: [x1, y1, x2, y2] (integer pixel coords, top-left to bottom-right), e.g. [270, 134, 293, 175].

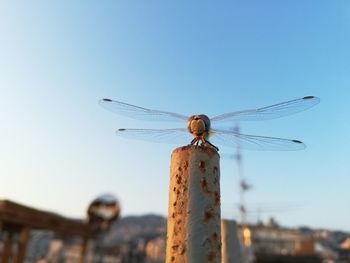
[105, 214, 167, 245]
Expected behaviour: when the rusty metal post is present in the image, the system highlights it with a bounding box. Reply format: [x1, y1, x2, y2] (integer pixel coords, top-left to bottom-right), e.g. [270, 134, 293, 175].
[79, 237, 88, 263]
[166, 145, 221, 263]
[1, 231, 14, 263]
[221, 220, 244, 263]
[15, 227, 30, 263]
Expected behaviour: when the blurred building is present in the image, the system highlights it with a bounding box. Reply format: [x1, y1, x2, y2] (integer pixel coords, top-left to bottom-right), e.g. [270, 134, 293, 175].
[145, 236, 165, 262]
[2, 200, 350, 263]
[240, 219, 322, 263]
[248, 222, 315, 256]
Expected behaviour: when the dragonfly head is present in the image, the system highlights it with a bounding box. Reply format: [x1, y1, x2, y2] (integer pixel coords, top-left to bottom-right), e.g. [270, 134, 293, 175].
[187, 114, 211, 136]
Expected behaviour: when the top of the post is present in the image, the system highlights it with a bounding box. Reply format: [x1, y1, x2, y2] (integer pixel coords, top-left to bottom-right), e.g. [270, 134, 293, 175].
[172, 145, 219, 158]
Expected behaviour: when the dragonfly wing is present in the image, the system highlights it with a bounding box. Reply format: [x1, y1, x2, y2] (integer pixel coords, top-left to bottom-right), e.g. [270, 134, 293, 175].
[209, 129, 306, 151]
[99, 99, 188, 122]
[211, 96, 319, 124]
[116, 128, 193, 144]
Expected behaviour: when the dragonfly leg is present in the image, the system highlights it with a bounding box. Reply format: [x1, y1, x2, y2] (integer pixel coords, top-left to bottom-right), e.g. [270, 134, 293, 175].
[202, 139, 219, 151]
[190, 138, 197, 145]
[190, 137, 205, 149]
[191, 137, 217, 150]
[190, 137, 201, 147]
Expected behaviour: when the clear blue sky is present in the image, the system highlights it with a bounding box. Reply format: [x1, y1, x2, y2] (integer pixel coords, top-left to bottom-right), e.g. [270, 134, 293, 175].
[1, 1, 349, 231]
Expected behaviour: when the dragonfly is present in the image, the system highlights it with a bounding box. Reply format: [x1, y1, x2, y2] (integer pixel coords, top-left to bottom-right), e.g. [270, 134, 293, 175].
[99, 96, 319, 151]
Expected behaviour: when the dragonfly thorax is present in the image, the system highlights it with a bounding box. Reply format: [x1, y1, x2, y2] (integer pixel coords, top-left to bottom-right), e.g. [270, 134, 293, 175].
[187, 114, 211, 136]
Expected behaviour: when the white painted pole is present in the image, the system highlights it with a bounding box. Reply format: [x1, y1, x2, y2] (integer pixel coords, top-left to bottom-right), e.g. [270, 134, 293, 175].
[166, 145, 221, 263]
[221, 219, 244, 263]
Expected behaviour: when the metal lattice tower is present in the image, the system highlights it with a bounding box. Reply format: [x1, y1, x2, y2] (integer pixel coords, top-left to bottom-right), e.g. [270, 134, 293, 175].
[233, 124, 252, 225]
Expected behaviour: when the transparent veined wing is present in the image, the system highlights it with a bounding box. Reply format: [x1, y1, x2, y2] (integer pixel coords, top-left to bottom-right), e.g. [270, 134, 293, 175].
[209, 129, 306, 151]
[99, 99, 188, 122]
[116, 128, 192, 144]
[211, 96, 319, 124]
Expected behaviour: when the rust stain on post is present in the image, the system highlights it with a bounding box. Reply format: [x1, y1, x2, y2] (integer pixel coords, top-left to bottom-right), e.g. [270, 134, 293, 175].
[166, 145, 221, 263]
